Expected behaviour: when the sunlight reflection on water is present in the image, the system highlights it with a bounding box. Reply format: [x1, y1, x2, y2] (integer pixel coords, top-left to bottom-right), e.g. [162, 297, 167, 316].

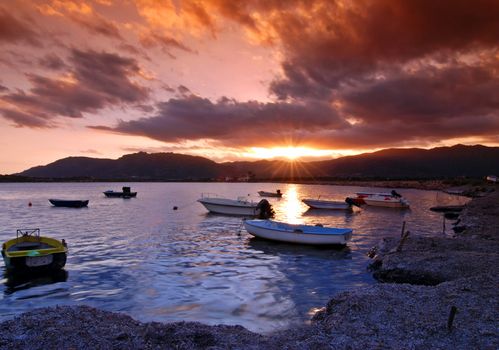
[0, 182, 467, 332]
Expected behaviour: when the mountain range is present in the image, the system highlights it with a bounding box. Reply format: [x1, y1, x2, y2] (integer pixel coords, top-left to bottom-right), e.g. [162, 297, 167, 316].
[13, 144, 499, 181]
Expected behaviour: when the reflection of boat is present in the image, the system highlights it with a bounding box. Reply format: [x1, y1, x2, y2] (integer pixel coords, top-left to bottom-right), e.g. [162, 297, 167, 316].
[363, 195, 410, 208]
[49, 199, 89, 208]
[198, 195, 260, 216]
[1, 229, 68, 272]
[103, 186, 137, 198]
[3, 269, 68, 295]
[301, 198, 352, 210]
[248, 237, 352, 258]
[244, 219, 352, 245]
[430, 205, 465, 213]
[258, 190, 282, 198]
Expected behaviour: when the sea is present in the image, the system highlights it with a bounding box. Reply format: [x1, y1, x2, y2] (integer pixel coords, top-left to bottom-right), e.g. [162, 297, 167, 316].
[0, 182, 467, 332]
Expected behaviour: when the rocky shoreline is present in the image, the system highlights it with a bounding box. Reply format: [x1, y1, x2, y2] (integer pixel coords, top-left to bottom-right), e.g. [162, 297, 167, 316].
[1, 190, 497, 349]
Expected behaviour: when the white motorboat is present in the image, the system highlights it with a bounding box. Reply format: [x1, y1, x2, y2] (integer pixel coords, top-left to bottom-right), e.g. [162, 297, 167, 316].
[244, 219, 352, 245]
[258, 190, 282, 198]
[355, 190, 404, 205]
[363, 194, 410, 208]
[301, 198, 352, 210]
[198, 195, 260, 216]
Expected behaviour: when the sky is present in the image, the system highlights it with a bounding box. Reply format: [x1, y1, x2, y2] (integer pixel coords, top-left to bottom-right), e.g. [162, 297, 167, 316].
[1, 0, 498, 173]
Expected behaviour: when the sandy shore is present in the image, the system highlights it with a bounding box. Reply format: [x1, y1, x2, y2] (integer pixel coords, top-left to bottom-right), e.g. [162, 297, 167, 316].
[1, 189, 497, 349]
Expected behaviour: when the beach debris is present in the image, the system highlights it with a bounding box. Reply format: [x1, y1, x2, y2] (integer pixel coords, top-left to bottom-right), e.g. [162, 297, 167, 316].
[447, 305, 458, 332]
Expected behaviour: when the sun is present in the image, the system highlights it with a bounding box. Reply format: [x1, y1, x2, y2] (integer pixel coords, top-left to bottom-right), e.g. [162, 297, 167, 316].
[245, 147, 333, 160]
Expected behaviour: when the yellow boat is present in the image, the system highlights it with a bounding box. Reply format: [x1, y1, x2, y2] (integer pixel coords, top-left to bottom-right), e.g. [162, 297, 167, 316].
[2, 229, 68, 272]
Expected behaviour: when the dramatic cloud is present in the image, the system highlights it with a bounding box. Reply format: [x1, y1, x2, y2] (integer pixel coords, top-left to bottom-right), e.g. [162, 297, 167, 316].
[1, 0, 499, 168]
[90, 94, 347, 147]
[0, 6, 40, 46]
[0, 49, 149, 127]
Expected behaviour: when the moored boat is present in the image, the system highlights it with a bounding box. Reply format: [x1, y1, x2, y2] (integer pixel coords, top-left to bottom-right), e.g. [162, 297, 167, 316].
[49, 199, 89, 208]
[258, 190, 283, 198]
[363, 194, 410, 208]
[244, 219, 352, 245]
[1, 229, 68, 272]
[103, 186, 137, 198]
[354, 190, 400, 204]
[198, 195, 260, 216]
[301, 198, 353, 210]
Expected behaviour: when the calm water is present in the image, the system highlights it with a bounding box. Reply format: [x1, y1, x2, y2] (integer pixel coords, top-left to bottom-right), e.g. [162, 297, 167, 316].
[0, 182, 467, 332]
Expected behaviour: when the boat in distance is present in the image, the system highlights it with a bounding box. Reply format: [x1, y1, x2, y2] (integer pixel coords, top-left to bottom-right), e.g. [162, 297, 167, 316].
[258, 190, 283, 198]
[198, 195, 260, 216]
[2, 229, 68, 272]
[103, 186, 137, 198]
[49, 199, 89, 208]
[244, 219, 352, 245]
[301, 198, 353, 210]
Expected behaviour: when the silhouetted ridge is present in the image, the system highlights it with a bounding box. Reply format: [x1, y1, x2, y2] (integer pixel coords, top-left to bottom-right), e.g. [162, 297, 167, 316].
[16, 145, 499, 180]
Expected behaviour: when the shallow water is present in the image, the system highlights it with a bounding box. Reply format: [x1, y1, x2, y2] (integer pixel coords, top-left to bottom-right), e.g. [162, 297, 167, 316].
[0, 182, 467, 332]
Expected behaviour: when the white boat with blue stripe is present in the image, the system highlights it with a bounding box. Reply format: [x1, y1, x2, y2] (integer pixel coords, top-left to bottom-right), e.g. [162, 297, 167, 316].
[244, 219, 352, 245]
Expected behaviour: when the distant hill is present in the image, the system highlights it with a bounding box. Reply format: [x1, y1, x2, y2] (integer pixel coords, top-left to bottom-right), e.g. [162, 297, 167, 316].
[18, 152, 221, 180]
[16, 145, 499, 180]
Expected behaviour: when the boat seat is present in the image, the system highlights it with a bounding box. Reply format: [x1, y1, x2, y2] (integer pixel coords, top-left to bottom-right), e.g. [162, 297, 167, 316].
[8, 242, 52, 251]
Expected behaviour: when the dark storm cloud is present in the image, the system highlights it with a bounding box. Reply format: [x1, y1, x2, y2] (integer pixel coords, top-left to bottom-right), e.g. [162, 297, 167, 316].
[0, 49, 149, 127]
[265, 0, 499, 99]
[89, 95, 347, 146]
[209, 0, 499, 147]
[341, 65, 499, 124]
[0, 6, 41, 46]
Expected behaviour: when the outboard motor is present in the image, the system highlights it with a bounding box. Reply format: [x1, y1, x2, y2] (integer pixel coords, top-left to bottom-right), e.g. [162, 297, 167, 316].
[345, 197, 362, 208]
[256, 199, 275, 219]
[391, 190, 402, 198]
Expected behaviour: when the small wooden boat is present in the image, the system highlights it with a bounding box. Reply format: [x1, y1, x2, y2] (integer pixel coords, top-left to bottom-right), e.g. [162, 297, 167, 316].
[301, 198, 352, 210]
[103, 186, 137, 198]
[198, 195, 260, 216]
[2, 229, 68, 272]
[429, 205, 465, 213]
[49, 199, 89, 208]
[244, 219, 352, 245]
[258, 190, 283, 198]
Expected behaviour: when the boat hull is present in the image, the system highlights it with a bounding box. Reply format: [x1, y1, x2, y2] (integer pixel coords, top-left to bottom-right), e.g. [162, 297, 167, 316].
[103, 191, 137, 198]
[2, 252, 67, 272]
[198, 198, 259, 216]
[49, 199, 89, 208]
[244, 220, 352, 245]
[363, 198, 409, 208]
[430, 205, 465, 213]
[302, 199, 351, 210]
